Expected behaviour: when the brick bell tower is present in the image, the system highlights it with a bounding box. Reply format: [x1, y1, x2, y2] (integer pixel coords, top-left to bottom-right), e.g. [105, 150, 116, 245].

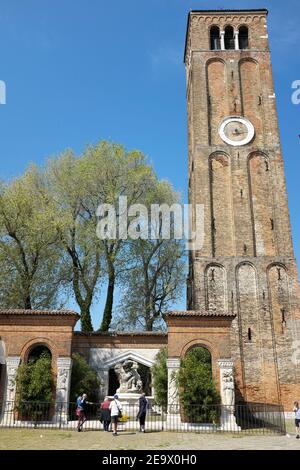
[185, 9, 300, 409]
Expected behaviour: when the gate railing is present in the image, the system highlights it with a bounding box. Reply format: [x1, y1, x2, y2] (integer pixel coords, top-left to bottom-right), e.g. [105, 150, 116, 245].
[0, 401, 286, 434]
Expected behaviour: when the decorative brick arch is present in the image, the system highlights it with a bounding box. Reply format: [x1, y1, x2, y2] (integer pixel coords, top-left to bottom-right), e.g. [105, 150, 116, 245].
[0, 309, 79, 420]
[181, 338, 214, 358]
[20, 337, 57, 366]
[166, 311, 236, 393]
[180, 339, 217, 382]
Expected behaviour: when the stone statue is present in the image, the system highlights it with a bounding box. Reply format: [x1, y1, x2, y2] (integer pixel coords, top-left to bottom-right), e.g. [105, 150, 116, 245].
[57, 369, 68, 390]
[222, 371, 235, 407]
[114, 360, 143, 394]
[7, 376, 15, 401]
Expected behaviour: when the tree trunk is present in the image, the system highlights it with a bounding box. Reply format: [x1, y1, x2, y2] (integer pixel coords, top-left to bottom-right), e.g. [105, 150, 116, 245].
[24, 294, 32, 310]
[99, 265, 115, 331]
[80, 307, 93, 332]
[145, 317, 153, 331]
[72, 269, 94, 332]
[145, 295, 153, 331]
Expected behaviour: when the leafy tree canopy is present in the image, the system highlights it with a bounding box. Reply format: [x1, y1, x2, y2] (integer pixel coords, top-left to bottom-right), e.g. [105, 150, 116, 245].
[151, 347, 168, 408]
[70, 353, 101, 403]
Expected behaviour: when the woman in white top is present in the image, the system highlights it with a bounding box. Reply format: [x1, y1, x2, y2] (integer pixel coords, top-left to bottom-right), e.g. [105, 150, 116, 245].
[293, 401, 300, 439]
[109, 394, 123, 436]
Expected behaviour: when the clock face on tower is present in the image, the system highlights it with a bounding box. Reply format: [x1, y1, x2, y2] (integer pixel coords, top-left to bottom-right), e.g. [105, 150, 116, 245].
[219, 116, 255, 147]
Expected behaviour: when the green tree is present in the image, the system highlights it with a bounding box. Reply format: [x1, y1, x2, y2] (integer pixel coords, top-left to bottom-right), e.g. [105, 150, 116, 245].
[115, 238, 185, 331]
[151, 347, 168, 409]
[15, 351, 54, 420]
[46, 141, 159, 331]
[70, 353, 100, 403]
[46, 151, 103, 331]
[177, 347, 220, 423]
[113, 181, 186, 331]
[83, 141, 157, 332]
[0, 167, 67, 310]
[16, 351, 54, 403]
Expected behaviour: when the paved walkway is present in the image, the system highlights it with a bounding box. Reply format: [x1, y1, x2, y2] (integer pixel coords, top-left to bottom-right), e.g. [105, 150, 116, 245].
[0, 428, 300, 450]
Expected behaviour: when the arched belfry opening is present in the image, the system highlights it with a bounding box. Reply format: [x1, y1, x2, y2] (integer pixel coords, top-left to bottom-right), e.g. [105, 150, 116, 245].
[224, 26, 235, 50]
[210, 26, 221, 50]
[239, 26, 249, 49]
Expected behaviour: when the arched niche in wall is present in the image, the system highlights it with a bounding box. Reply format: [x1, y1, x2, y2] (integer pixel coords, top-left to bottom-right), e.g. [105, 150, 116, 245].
[267, 263, 290, 336]
[248, 152, 276, 257]
[236, 262, 262, 386]
[239, 58, 263, 144]
[206, 59, 228, 145]
[205, 263, 228, 312]
[209, 152, 234, 257]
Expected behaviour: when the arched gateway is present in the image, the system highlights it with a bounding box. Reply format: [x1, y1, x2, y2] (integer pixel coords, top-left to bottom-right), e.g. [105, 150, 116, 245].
[0, 310, 167, 423]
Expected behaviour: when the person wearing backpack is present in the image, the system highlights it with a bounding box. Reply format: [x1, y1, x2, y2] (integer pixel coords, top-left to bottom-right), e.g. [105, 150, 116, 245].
[109, 394, 123, 436]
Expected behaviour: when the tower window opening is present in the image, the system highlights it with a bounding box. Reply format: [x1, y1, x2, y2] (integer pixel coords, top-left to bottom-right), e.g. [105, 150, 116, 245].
[239, 26, 249, 49]
[224, 26, 235, 50]
[248, 328, 252, 341]
[277, 268, 281, 280]
[281, 309, 286, 323]
[210, 26, 221, 50]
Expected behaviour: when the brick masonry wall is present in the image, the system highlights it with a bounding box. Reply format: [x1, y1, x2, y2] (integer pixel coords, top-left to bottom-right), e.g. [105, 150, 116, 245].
[72, 333, 167, 362]
[185, 10, 300, 410]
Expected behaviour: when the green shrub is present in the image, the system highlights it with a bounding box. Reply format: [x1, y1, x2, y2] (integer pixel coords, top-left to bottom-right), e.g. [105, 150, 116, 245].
[177, 347, 220, 424]
[151, 347, 168, 409]
[15, 351, 54, 420]
[70, 353, 100, 403]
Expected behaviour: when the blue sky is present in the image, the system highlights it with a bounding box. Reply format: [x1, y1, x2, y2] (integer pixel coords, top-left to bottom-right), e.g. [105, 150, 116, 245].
[0, 0, 299, 328]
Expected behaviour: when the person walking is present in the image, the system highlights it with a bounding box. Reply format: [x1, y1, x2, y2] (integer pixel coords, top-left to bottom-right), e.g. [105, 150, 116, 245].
[109, 394, 123, 436]
[76, 393, 88, 432]
[137, 392, 148, 433]
[293, 401, 300, 439]
[100, 397, 111, 432]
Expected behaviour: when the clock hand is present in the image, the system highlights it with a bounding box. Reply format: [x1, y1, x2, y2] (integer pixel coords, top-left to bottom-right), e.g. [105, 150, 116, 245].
[233, 128, 247, 135]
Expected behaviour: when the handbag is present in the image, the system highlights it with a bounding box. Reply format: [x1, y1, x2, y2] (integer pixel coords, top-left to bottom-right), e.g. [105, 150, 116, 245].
[115, 400, 122, 418]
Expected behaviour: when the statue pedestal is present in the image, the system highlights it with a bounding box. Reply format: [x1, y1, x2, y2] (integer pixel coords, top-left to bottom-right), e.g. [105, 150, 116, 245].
[220, 407, 241, 432]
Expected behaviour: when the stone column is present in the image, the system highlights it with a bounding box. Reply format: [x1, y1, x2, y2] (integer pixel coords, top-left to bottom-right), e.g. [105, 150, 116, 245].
[150, 371, 155, 398]
[54, 357, 72, 424]
[166, 358, 180, 429]
[1, 356, 20, 425]
[218, 359, 240, 431]
[234, 30, 239, 50]
[220, 31, 225, 50]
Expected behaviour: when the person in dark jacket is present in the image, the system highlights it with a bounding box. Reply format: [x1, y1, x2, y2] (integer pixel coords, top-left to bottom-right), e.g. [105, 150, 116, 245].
[100, 397, 111, 431]
[137, 392, 148, 433]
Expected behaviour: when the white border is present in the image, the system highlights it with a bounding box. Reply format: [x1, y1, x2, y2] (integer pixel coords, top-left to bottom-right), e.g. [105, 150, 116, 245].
[219, 116, 255, 146]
